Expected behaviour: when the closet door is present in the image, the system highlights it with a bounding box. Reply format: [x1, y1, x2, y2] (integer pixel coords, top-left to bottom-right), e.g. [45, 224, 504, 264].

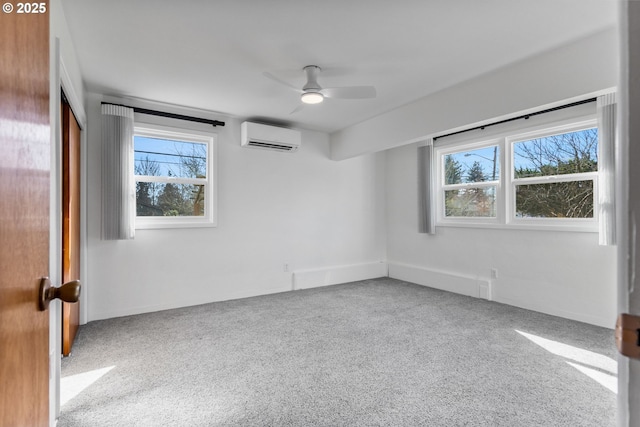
[61, 94, 82, 356]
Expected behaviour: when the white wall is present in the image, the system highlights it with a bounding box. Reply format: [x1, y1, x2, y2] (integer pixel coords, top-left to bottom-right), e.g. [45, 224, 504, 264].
[52, 0, 84, 104]
[331, 28, 618, 160]
[85, 94, 387, 321]
[385, 142, 617, 328]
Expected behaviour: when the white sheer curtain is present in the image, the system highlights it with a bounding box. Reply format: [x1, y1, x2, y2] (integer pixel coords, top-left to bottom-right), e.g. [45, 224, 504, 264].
[101, 103, 135, 240]
[597, 92, 616, 246]
[418, 139, 435, 234]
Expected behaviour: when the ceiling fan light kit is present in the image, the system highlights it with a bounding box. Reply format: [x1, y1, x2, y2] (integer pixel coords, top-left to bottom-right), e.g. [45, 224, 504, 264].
[301, 91, 324, 104]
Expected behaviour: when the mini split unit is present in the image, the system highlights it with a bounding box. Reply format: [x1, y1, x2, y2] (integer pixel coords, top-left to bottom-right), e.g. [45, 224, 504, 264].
[240, 121, 301, 152]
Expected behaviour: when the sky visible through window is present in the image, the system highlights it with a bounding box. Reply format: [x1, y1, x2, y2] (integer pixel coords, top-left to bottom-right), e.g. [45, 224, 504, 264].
[446, 145, 500, 182]
[134, 136, 207, 179]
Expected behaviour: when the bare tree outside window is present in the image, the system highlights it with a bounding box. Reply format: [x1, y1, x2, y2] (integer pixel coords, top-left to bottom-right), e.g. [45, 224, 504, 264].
[135, 156, 162, 216]
[134, 137, 208, 217]
[174, 142, 207, 216]
[513, 128, 597, 218]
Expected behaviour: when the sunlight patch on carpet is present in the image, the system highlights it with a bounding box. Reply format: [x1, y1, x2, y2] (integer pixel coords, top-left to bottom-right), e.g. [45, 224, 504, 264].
[566, 362, 617, 393]
[61, 366, 115, 406]
[515, 330, 617, 393]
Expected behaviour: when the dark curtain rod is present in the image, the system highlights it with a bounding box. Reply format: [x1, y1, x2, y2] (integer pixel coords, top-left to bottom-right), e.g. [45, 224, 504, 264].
[101, 102, 225, 127]
[433, 97, 596, 141]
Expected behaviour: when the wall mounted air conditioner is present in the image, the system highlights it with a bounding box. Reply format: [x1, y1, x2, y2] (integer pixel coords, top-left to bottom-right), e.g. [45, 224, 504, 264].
[240, 121, 301, 152]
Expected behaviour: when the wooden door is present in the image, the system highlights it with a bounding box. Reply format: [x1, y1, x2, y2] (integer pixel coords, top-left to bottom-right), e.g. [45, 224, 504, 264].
[61, 96, 81, 356]
[0, 3, 51, 427]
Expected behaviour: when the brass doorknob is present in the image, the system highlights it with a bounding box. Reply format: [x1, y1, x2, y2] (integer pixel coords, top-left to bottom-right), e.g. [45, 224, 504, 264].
[39, 277, 81, 311]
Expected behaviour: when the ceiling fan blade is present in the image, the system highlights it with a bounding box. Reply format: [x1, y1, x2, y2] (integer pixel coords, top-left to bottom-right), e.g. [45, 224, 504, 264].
[322, 86, 376, 99]
[263, 72, 301, 92]
[290, 104, 305, 114]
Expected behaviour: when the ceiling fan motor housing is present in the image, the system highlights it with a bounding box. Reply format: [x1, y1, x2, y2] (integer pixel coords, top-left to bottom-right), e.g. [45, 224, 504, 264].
[302, 65, 322, 92]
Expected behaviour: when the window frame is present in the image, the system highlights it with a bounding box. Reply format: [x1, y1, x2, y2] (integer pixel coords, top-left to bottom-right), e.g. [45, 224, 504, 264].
[133, 122, 217, 229]
[434, 115, 599, 232]
[436, 138, 503, 227]
[505, 120, 598, 230]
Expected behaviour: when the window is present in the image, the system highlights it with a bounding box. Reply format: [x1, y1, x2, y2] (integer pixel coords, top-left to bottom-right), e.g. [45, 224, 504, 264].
[442, 144, 500, 219]
[134, 123, 216, 229]
[435, 117, 598, 231]
[510, 126, 598, 221]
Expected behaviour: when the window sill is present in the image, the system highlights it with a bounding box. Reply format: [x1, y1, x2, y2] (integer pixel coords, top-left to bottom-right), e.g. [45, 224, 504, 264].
[436, 219, 598, 233]
[135, 217, 217, 230]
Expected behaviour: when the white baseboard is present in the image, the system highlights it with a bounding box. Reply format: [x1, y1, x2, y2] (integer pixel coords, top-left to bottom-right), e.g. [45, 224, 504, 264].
[293, 261, 388, 290]
[495, 296, 612, 329]
[88, 260, 612, 328]
[89, 262, 389, 321]
[388, 261, 611, 328]
[387, 262, 491, 300]
[89, 276, 293, 321]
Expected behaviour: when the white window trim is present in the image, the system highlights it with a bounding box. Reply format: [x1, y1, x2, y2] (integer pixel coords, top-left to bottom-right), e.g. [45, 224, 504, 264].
[134, 123, 217, 229]
[434, 114, 599, 232]
[436, 138, 503, 227]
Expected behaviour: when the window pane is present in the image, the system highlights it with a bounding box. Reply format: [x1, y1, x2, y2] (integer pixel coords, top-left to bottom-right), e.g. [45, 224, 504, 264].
[444, 146, 499, 184]
[513, 128, 598, 178]
[515, 180, 593, 218]
[134, 137, 207, 179]
[444, 187, 496, 217]
[136, 182, 205, 217]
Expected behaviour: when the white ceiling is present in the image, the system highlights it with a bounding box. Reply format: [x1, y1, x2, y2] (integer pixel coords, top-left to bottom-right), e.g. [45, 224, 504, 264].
[60, 0, 617, 134]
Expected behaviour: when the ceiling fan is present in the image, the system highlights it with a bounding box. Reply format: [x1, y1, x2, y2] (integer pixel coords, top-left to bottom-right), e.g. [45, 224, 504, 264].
[264, 65, 376, 112]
